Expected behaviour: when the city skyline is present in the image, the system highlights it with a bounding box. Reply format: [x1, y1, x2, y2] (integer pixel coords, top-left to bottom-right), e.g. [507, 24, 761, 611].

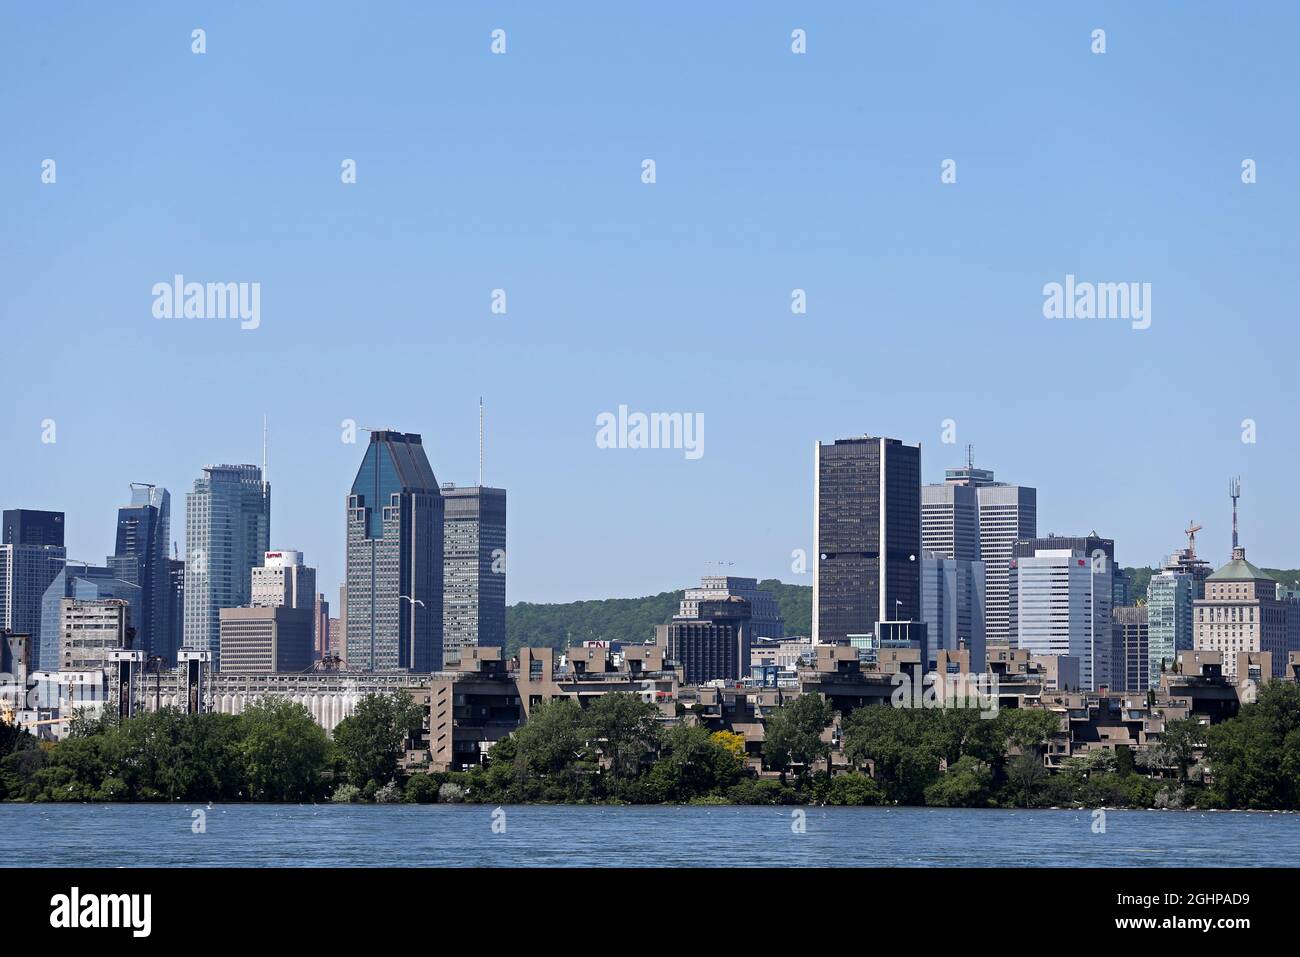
[1, 423, 1292, 610]
[5, 4, 1299, 606]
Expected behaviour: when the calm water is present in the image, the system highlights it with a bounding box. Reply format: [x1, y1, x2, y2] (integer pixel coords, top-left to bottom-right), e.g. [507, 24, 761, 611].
[3, 804, 1296, 867]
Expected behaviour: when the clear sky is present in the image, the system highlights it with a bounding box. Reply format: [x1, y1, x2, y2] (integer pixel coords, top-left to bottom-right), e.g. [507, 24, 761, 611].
[3, 2, 1299, 604]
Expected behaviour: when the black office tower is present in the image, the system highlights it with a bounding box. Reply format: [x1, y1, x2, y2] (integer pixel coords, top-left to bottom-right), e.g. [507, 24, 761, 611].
[814, 436, 922, 644]
[2, 509, 64, 547]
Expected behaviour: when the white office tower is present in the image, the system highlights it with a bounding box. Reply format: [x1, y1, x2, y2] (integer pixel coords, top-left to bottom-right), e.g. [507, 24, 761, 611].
[1010, 548, 1112, 691]
[977, 483, 1037, 645]
[251, 550, 317, 611]
[921, 484, 979, 563]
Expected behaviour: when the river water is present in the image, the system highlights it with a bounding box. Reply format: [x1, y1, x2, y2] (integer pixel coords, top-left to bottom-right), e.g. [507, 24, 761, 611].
[4, 804, 1296, 867]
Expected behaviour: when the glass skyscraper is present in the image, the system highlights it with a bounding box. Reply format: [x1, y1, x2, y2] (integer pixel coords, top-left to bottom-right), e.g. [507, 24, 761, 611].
[813, 436, 921, 644]
[1147, 571, 1192, 687]
[346, 431, 444, 672]
[1, 542, 66, 667]
[107, 484, 175, 664]
[39, 564, 141, 671]
[183, 465, 270, 670]
[2, 509, 65, 547]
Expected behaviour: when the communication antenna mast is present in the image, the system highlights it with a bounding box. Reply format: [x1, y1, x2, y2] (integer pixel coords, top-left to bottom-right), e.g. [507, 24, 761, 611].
[479, 397, 484, 487]
[262, 414, 268, 484]
[966, 444, 974, 470]
[1229, 476, 1242, 550]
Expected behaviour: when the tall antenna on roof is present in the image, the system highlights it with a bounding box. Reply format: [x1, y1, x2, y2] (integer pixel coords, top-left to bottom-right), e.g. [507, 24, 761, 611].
[1229, 476, 1241, 550]
[479, 397, 484, 487]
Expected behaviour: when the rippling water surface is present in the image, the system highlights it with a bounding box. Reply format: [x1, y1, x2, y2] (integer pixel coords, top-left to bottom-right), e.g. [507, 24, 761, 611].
[4, 804, 1297, 867]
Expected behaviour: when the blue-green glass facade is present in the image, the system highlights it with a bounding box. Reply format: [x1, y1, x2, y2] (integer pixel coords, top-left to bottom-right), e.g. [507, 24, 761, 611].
[346, 431, 443, 672]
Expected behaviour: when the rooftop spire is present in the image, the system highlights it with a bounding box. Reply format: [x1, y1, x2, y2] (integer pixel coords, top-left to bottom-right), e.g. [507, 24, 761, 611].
[1229, 476, 1241, 551]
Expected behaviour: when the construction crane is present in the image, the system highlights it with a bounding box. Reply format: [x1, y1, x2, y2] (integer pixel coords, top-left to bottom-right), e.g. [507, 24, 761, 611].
[1185, 520, 1202, 557]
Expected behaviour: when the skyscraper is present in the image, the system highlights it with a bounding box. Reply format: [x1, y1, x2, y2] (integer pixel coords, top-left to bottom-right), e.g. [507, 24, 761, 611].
[1111, 605, 1149, 692]
[2, 509, 65, 547]
[183, 464, 270, 670]
[441, 484, 506, 666]
[813, 436, 921, 644]
[107, 484, 174, 663]
[921, 483, 979, 563]
[39, 563, 140, 672]
[977, 482, 1037, 645]
[920, 448, 986, 563]
[920, 555, 986, 671]
[346, 431, 444, 672]
[1147, 571, 1192, 686]
[1146, 523, 1214, 686]
[1009, 547, 1112, 690]
[0, 541, 67, 667]
[314, 592, 330, 661]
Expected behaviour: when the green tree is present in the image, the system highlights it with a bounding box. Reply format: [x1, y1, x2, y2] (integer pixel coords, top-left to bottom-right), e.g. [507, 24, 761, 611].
[332, 691, 424, 789]
[1005, 751, 1047, 807]
[581, 692, 661, 778]
[763, 694, 833, 783]
[1157, 718, 1203, 780]
[645, 725, 742, 801]
[924, 756, 995, 807]
[1205, 681, 1300, 810]
[842, 706, 941, 804]
[238, 699, 329, 801]
[826, 772, 884, 806]
[512, 699, 585, 776]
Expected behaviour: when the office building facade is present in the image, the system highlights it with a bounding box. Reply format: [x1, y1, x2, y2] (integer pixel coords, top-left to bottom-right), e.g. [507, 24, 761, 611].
[0, 542, 67, 668]
[680, 576, 784, 640]
[1111, 605, 1150, 693]
[1193, 546, 1298, 680]
[183, 464, 271, 670]
[665, 596, 752, 684]
[814, 436, 921, 644]
[314, 593, 330, 660]
[60, 598, 131, 671]
[218, 605, 314, 674]
[1147, 570, 1192, 687]
[250, 550, 317, 611]
[921, 483, 979, 563]
[39, 565, 141, 672]
[2, 509, 65, 547]
[976, 483, 1037, 645]
[441, 484, 506, 666]
[346, 431, 444, 672]
[920, 555, 986, 671]
[107, 484, 174, 664]
[1009, 548, 1112, 691]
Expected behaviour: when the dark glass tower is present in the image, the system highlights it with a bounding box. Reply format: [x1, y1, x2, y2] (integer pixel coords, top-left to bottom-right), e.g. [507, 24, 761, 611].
[346, 431, 444, 672]
[814, 436, 921, 644]
[108, 484, 175, 664]
[2, 509, 65, 547]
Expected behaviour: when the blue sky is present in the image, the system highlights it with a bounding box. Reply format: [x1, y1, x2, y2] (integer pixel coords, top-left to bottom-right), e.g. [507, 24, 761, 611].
[3, 2, 1299, 604]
